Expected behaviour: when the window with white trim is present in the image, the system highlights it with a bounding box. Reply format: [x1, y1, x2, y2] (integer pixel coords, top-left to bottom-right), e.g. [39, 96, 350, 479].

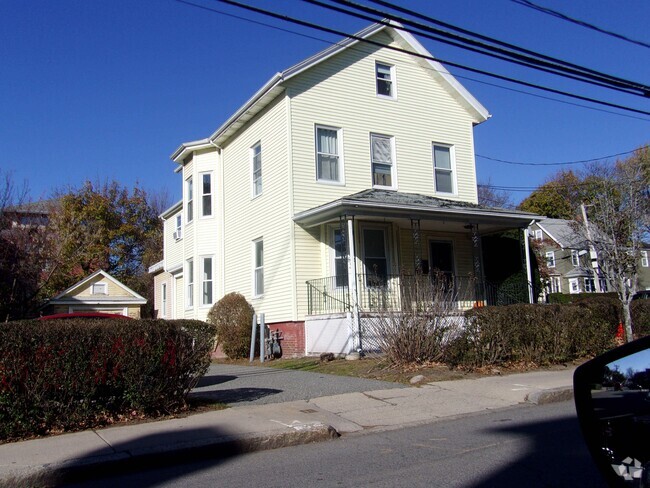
[201, 256, 213, 306]
[316, 126, 342, 183]
[569, 278, 580, 294]
[92, 283, 107, 295]
[546, 251, 556, 268]
[599, 278, 608, 292]
[534, 229, 543, 241]
[161, 283, 167, 318]
[432, 144, 454, 194]
[251, 142, 262, 197]
[571, 250, 580, 267]
[253, 239, 264, 297]
[584, 277, 596, 293]
[174, 214, 182, 240]
[186, 176, 194, 223]
[371, 134, 395, 189]
[375, 62, 395, 98]
[642, 251, 649, 267]
[200, 172, 212, 217]
[186, 259, 194, 308]
[550, 276, 561, 293]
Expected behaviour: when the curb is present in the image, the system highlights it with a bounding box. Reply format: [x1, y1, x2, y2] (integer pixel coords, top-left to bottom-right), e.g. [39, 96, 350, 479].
[525, 387, 574, 405]
[2, 424, 339, 487]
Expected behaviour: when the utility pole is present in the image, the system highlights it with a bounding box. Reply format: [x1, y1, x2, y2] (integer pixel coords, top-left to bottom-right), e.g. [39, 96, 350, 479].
[581, 203, 602, 293]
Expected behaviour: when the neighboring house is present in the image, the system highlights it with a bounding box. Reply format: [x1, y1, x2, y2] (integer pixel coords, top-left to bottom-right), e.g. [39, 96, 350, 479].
[637, 245, 650, 292]
[151, 21, 542, 356]
[42, 269, 146, 318]
[529, 219, 650, 298]
[3, 200, 56, 228]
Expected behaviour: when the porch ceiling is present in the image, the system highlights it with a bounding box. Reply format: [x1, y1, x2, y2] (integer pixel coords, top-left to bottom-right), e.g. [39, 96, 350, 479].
[293, 189, 544, 234]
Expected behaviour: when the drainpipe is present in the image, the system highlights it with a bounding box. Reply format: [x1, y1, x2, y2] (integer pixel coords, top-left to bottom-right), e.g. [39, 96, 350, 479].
[524, 221, 535, 303]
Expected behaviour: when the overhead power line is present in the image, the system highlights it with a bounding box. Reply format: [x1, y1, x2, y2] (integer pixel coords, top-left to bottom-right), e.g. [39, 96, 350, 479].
[476, 146, 648, 166]
[511, 0, 650, 50]
[172, 0, 649, 122]
[363, 0, 650, 95]
[196, 0, 650, 117]
[317, 0, 649, 97]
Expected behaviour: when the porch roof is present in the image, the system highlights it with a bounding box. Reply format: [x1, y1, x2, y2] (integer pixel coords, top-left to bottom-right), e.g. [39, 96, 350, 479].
[293, 189, 544, 232]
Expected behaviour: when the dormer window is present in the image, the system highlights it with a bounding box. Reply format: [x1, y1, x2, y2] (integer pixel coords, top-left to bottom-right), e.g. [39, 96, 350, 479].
[92, 283, 107, 295]
[376, 62, 395, 98]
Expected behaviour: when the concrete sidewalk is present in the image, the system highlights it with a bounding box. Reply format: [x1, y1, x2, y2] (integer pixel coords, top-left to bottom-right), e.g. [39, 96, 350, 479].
[0, 367, 575, 486]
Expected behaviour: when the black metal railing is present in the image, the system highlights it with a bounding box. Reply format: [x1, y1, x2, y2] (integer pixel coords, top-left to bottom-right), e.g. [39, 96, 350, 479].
[306, 274, 532, 315]
[306, 276, 351, 315]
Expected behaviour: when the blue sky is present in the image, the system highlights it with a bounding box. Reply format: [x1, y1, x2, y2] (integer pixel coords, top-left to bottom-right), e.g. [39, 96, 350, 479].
[1, 0, 648, 205]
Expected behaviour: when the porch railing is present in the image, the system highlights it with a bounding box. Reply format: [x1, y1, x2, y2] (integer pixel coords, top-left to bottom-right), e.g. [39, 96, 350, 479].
[306, 274, 532, 316]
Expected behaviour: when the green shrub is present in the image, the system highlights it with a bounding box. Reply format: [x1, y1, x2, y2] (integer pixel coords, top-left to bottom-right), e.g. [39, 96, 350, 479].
[446, 303, 616, 369]
[0, 318, 215, 442]
[207, 292, 255, 359]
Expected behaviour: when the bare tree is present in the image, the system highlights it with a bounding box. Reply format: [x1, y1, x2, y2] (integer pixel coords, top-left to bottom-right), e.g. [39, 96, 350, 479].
[574, 147, 650, 342]
[477, 178, 513, 208]
[361, 273, 471, 365]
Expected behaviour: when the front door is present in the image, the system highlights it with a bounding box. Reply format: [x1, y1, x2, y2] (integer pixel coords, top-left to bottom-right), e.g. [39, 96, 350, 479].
[429, 241, 454, 281]
[363, 228, 388, 286]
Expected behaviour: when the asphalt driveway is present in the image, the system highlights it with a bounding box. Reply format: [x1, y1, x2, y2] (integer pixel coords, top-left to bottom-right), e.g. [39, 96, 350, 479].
[190, 363, 406, 406]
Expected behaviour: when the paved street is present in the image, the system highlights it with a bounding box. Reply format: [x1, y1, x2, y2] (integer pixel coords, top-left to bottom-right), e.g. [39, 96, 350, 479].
[190, 363, 406, 405]
[68, 401, 604, 488]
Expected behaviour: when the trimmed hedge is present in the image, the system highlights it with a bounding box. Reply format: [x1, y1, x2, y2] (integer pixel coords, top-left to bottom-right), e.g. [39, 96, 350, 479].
[207, 292, 255, 359]
[447, 303, 617, 369]
[632, 299, 650, 337]
[0, 318, 216, 442]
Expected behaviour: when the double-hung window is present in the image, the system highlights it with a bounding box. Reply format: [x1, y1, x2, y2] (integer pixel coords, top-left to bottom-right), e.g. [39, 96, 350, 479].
[375, 62, 395, 98]
[201, 173, 212, 217]
[546, 251, 556, 268]
[534, 229, 543, 241]
[253, 239, 264, 297]
[252, 142, 262, 197]
[642, 251, 649, 268]
[432, 144, 454, 194]
[571, 250, 580, 267]
[186, 176, 194, 223]
[569, 278, 580, 294]
[550, 276, 561, 293]
[174, 214, 182, 240]
[316, 126, 342, 183]
[584, 277, 596, 292]
[186, 259, 194, 308]
[371, 134, 395, 189]
[201, 256, 213, 306]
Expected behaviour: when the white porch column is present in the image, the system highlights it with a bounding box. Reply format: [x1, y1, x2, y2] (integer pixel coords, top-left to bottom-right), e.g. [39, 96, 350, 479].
[523, 226, 534, 303]
[347, 217, 361, 351]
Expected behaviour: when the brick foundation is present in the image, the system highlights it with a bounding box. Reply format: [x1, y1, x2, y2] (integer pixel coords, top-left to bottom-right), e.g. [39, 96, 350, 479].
[267, 321, 305, 358]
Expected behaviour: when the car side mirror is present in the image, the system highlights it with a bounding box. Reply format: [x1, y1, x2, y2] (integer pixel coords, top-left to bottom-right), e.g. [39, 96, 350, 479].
[574, 336, 650, 487]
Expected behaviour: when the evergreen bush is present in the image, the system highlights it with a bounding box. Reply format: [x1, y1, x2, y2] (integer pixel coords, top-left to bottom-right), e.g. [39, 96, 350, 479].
[207, 292, 255, 359]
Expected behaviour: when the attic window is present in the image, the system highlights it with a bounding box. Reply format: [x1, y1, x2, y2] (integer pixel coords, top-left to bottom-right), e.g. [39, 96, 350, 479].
[375, 62, 395, 98]
[92, 283, 107, 295]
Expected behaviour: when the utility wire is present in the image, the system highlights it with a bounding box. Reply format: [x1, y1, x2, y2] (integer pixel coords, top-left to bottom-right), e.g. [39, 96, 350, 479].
[318, 0, 649, 97]
[173, 0, 649, 122]
[511, 0, 650, 50]
[364, 0, 650, 94]
[198, 0, 650, 117]
[476, 147, 648, 166]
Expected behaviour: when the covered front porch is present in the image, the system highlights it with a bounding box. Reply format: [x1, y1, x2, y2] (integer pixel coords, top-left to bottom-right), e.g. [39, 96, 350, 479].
[294, 190, 542, 354]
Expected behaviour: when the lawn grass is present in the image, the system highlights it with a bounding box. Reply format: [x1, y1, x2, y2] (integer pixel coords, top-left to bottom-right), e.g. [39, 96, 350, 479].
[215, 356, 482, 384]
